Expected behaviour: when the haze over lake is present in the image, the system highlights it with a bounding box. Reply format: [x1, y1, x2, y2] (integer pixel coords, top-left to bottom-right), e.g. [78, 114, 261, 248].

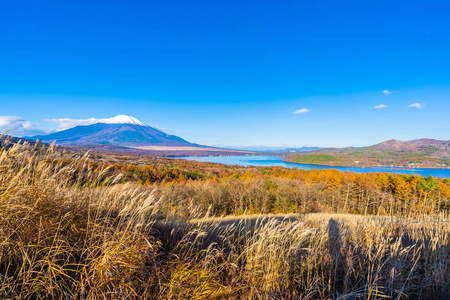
[173, 155, 450, 178]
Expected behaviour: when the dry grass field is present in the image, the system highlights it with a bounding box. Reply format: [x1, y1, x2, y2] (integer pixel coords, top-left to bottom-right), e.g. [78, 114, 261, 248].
[1, 138, 449, 299]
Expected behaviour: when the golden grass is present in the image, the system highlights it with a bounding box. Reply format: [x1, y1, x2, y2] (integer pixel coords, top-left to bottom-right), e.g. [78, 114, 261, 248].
[1, 137, 449, 299]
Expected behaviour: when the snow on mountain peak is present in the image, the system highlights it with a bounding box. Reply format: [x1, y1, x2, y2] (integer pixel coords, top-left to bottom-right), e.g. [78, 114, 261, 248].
[43, 115, 147, 132]
[101, 115, 145, 126]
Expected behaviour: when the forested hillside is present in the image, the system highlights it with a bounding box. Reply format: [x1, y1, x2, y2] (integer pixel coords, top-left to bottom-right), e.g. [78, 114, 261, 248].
[285, 139, 450, 169]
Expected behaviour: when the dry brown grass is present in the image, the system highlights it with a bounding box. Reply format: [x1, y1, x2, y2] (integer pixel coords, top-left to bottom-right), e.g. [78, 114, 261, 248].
[1, 137, 450, 299]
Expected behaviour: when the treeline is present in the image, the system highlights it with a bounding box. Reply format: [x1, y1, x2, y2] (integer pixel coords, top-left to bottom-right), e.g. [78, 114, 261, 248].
[76, 157, 450, 217]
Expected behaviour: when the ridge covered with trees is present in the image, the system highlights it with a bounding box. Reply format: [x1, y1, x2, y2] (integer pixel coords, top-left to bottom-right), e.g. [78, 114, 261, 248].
[284, 138, 450, 169]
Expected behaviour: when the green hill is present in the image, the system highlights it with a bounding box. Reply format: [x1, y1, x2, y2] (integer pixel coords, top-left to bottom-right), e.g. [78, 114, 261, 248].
[284, 139, 450, 169]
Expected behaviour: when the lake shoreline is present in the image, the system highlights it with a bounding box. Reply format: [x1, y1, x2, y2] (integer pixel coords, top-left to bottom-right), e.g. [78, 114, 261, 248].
[172, 154, 450, 171]
[171, 155, 450, 178]
[282, 157, 450, 171]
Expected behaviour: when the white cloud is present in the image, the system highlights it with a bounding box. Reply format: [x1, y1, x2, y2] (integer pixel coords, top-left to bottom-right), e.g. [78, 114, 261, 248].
[45, 118, 106, 130]
[293, 108, 311, 115]
[45, 115, 145, 131]
[0, 116, 45, 137]
[0, 116, 23, 128]
[382, 90, 392, 96]
[374, 104, 388, 109]
[408, 103, 423, 109]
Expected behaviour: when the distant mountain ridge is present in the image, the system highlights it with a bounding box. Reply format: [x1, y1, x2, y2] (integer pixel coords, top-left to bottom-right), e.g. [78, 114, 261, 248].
[284, 139, 450, 169]
[369, 139, 450, 152]
[27, 115, 194, 147]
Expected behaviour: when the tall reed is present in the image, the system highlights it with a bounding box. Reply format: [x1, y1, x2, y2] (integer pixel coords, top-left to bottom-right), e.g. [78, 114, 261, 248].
[1, 138, 449, 299]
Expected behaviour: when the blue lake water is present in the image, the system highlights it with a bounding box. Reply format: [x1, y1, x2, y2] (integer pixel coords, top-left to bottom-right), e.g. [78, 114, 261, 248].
[172, 155, 450, 178]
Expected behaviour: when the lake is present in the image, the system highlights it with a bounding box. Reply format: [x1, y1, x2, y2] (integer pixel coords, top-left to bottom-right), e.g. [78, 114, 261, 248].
[172, 155, 450, 178]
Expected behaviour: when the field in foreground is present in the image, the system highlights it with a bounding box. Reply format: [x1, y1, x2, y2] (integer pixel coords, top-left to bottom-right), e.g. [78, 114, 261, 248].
[1, 139, 450, 299]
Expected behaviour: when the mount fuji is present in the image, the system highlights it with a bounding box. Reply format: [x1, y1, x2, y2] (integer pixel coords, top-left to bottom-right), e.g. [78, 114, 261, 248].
[27, 115, 195, 147]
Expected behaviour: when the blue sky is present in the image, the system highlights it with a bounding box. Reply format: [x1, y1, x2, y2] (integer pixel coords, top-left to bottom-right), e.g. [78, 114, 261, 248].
[1, 0, 449, 147]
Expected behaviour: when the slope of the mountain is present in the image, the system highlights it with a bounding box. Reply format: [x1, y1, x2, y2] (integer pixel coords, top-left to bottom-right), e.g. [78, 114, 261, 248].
[27, 116, 193, 147]
[369, 139, 450, 152]
[283, 139, 450, 169]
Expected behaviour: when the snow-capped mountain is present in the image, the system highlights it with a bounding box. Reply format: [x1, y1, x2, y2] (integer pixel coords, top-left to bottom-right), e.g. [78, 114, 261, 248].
[27, 115, 194, 147]
[91, 115, 145, 126]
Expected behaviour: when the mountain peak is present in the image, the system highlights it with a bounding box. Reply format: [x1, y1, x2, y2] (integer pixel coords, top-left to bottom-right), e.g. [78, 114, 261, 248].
[100, 115, 145, 126]
[27, 115, 192, 147]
